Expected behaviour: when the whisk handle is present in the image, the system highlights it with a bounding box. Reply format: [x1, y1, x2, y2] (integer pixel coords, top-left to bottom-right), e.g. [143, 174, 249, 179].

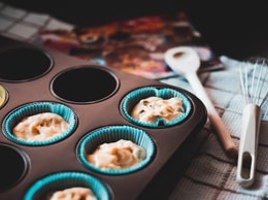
[186, 73, 237, 157]
[236, 104, 261, 187]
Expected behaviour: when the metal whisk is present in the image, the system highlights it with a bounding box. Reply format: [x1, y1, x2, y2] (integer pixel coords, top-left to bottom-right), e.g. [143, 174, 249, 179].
[236, 57, 268, 187]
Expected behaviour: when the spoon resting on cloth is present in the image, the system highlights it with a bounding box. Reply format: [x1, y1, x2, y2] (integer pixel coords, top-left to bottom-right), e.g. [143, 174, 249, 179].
[164, 46, 237, 158]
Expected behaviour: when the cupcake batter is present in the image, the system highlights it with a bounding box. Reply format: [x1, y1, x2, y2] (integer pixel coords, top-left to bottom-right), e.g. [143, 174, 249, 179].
[0, 84, 8, 108]
[87, 139, 146, 170]
[131, 96, 185, 123]
[13, 112, 69, 142]
[49, 187, 97, 200]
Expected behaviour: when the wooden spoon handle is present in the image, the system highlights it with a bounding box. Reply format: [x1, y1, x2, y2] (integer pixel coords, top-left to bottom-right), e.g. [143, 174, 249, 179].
[186, 72, 238, 157]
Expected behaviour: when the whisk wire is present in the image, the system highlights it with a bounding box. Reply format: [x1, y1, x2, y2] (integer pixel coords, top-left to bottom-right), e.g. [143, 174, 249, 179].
[240, 59, 268, 106]
[259, 63, 268, 107]
[252, 62, 260, 104]
[237, 57, 268, 187]
[250, 62, 256, 104]
[239, 63, 250, 104]
[254, 61, 265, 105]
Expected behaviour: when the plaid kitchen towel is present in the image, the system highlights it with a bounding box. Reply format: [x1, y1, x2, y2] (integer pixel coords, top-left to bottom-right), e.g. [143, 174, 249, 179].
[164, 56, 268, 200]
[1, 2, 268, 200]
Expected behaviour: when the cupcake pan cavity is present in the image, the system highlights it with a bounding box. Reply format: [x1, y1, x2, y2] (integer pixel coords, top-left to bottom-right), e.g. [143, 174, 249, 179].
[3, 101, 78, 146]
[121, 87, 192, 127]
[24, 172, 110, 200]
[0, 47, 53, 82]
[0, 35, 207, 200]
[0, 143, 28, 191]
[78, 125, 155, 175]
[51, 66, 119, 103]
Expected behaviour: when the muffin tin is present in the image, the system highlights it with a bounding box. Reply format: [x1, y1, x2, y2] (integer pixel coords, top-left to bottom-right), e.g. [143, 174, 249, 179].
[0, 35, 207, 200]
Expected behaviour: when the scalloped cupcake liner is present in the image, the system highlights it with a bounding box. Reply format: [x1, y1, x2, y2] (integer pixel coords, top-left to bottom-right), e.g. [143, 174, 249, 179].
[24, 171, 110, 200]
[121, 86, 192, 128]
[78, 125, 155, 175]
[3, 101, 77, 146]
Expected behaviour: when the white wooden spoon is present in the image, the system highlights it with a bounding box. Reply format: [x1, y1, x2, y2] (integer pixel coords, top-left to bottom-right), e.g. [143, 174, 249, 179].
[164, 46, 237, 157]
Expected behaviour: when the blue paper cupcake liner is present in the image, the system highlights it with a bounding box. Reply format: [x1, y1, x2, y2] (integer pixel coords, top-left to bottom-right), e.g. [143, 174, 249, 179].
[78, 125, 155, 175]
[121, 87, 192, 128]
[24, 171, 110, 200]
[4, 101, 77, 146]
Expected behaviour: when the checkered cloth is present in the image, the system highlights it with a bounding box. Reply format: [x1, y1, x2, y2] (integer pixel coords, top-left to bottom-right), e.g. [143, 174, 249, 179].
[1, 2, 268, 199]
[164, 57, 268, 200]
[0, 2, 73, 42]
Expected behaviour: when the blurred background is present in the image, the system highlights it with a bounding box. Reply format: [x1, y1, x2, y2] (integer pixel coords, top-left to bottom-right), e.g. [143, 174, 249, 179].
[1, 0, 268, 60]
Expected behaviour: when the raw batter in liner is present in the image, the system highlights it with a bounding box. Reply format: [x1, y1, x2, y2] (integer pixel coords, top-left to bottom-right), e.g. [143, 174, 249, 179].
[87, 139, 146, 170]
[49, 187, 97, 200]
[13, 112, 69, 142]
[131, 96, 185, 123]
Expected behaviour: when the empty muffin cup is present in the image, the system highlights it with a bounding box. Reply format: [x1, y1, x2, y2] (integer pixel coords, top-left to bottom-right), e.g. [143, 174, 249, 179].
[3, 102, 77, 146]
[121, 86, 192, 128]
[78, 125, 155, 175]
[0, 143, 28, 191]
[51, 66, 119, 103]
[24, 171, 110, 200]
[0, 47, 53, 82]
